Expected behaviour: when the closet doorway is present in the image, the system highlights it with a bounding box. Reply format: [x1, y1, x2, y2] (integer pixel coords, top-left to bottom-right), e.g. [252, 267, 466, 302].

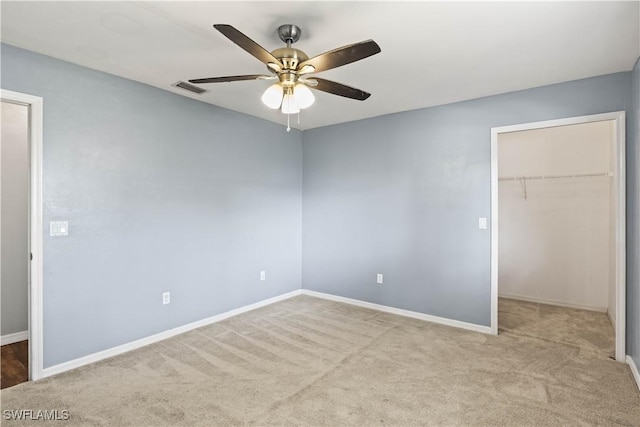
[0, 89, 44, 382]
[490, 112, 626, 362]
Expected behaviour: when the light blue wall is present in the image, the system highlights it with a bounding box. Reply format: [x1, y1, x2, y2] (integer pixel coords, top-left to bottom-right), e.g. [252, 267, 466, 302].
[629, 57, 640, 369]
[0, 44, 303, 367]
[303, 72, 631, 326]
[2, 41, 636, 367]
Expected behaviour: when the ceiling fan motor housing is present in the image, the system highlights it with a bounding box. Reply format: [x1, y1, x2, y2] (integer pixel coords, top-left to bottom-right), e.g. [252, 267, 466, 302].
[271, 47, 308, 72]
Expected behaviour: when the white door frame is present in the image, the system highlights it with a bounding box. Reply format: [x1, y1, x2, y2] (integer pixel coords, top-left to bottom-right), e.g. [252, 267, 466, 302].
[1, 89, 44, 380]
[490, 111, 626, 362]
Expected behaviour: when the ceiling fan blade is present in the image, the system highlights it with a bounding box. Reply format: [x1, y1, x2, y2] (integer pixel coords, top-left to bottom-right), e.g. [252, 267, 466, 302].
[310, 78, 371, 101]
[214, 24, 283, 67]
[298, 40, 380, 73]
[189, 75, 271, 84]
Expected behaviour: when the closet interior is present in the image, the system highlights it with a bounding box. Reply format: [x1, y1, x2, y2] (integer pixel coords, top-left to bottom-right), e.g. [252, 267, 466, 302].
[497, 120, 617, 357]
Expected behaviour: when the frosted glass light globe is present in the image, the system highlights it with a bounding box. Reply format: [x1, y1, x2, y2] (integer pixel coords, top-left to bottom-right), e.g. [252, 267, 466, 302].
[261, 84, 283, 109]
[293, 84, 315, 109]
[281, 93, 300, 114]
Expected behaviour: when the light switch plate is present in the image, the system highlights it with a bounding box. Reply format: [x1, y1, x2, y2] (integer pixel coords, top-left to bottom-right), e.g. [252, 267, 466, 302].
[50, 221, 69, 236]
[478, 217, 488, 230]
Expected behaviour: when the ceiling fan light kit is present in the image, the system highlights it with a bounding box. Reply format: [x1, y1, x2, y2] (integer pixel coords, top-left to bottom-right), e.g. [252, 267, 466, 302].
[261, 83, 314, 112]
[189, 23, 381, 131]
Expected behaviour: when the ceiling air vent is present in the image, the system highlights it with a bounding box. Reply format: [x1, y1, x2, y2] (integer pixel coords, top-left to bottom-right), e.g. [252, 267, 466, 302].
[173, 81, 207, 95]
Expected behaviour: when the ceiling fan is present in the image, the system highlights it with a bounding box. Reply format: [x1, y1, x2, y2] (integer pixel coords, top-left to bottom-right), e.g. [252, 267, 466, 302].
[189, 24, 381, 129]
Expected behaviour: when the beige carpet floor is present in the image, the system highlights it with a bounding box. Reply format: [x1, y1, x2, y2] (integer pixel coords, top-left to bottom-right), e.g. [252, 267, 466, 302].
[1, 295, 639, 426]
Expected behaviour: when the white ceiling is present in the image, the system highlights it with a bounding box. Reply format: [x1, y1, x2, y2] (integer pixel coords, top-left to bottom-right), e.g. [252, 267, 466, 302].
[2, 1, 638, 130]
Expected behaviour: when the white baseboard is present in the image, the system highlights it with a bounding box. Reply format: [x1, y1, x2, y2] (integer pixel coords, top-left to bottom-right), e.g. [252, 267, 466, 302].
[301, 290, 493, 335]
[42, 289, 303, 379]
[1, 331, 28, 346]
[627, 355, 640, 392]
[498, 293, 607, 313]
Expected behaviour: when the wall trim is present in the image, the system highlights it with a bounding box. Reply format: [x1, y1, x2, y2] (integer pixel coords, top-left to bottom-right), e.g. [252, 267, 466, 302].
[301, 290, 493, 334]
[41, 289, 302, 379]
[498, 293, 607, 313]
[627, 356, 640, 392]
[1, 331, 29, 346]
[490, 111, 626, 361]
[1, 89, 44, 381]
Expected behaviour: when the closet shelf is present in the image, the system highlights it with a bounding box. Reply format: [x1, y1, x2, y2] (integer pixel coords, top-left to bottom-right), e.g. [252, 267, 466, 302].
[498, 172, 613, 181]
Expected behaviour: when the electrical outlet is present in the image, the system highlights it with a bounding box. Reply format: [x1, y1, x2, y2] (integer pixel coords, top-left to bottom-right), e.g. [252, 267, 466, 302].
[377, 273, 383, 284]
[478, 217, 488, 229]
[163, 292, 170, 305]
[260, 271, 266, 281]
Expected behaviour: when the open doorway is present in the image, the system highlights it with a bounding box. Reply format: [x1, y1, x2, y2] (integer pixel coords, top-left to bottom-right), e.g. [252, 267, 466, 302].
[490, 112, 626, 362]
[0, 89, 44, 383]
[1, 100, 30, 388]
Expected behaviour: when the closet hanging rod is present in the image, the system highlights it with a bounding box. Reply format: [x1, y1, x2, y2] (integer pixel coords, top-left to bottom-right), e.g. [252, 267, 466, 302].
[498, 171, 613, 181]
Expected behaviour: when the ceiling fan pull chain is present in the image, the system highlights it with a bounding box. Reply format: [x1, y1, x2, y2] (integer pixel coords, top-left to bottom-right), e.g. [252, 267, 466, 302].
[287, 114, 291, 132]
[297, 111, 300, 125]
